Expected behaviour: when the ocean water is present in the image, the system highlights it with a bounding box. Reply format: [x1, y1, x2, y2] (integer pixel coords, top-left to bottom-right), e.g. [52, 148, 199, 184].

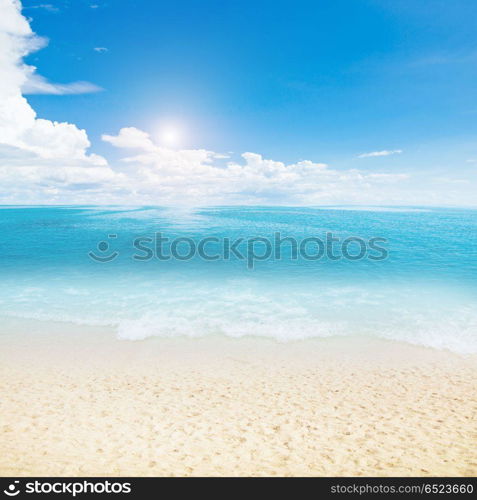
[0, 205, 476, 354]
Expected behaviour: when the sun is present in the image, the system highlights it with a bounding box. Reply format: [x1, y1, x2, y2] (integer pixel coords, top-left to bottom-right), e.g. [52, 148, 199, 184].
[159, 126, 181, 146]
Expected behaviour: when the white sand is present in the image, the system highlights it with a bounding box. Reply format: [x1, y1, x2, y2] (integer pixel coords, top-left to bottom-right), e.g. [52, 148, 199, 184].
[1, 321, 476, 476]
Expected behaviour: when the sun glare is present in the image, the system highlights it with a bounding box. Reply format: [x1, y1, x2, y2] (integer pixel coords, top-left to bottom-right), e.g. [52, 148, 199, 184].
[159, 126, 181, 146]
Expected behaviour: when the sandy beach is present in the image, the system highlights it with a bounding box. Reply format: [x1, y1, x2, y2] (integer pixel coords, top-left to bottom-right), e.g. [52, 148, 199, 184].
[1, 320, 476, 477]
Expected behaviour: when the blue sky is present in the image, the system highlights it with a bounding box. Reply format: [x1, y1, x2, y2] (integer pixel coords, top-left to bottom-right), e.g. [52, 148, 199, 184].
[23, 0, 477, 161]
[1, 0, 476, 205]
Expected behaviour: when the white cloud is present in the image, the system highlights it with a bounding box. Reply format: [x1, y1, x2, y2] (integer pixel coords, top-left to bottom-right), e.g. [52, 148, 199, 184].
[0, 0, 104, 161]
[102, 127, 155, 150]
[96, 128, 476, 207]
[0, 1, 475, 207]
[0, 0, 116, 202]
[93, 47, 108, 53]
[22, 73, 103, 94]
[97, 127, 412, 206]
[24, 4, 59, 13]
[1, 0, 100, 97]
[358, 149, 403, 158]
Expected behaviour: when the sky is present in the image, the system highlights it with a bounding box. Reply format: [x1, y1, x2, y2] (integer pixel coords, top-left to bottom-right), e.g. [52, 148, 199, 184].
[0, 0, 476, 205]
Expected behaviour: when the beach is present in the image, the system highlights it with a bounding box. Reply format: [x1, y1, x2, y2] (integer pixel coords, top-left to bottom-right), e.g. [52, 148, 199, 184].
[1, 320, 476, 477]
[2, 0, 477, 482]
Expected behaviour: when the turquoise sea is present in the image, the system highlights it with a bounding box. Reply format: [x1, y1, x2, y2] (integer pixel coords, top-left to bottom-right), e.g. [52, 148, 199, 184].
[0, 206, 476, 353]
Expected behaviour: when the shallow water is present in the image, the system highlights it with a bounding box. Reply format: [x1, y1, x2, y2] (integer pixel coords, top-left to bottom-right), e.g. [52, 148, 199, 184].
[0, 205, 476, 353]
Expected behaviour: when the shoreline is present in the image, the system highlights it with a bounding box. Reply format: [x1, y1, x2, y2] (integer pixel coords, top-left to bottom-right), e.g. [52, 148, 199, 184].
[1, 321, 476, 476]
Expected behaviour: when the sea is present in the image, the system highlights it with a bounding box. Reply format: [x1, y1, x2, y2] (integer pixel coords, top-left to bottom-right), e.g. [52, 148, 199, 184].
[0, 205, 476, 354]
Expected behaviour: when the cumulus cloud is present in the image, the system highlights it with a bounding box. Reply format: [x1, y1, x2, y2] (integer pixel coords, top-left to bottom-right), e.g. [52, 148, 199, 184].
[0, 0, 116, 202]
[1, 1, 475, 207]
[102, 127, 155, 151]
[97, 127, 412, 206]
[0, 0, 105, 162]
[358, 150, 403, 158]
[1, 0, 100, 98]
